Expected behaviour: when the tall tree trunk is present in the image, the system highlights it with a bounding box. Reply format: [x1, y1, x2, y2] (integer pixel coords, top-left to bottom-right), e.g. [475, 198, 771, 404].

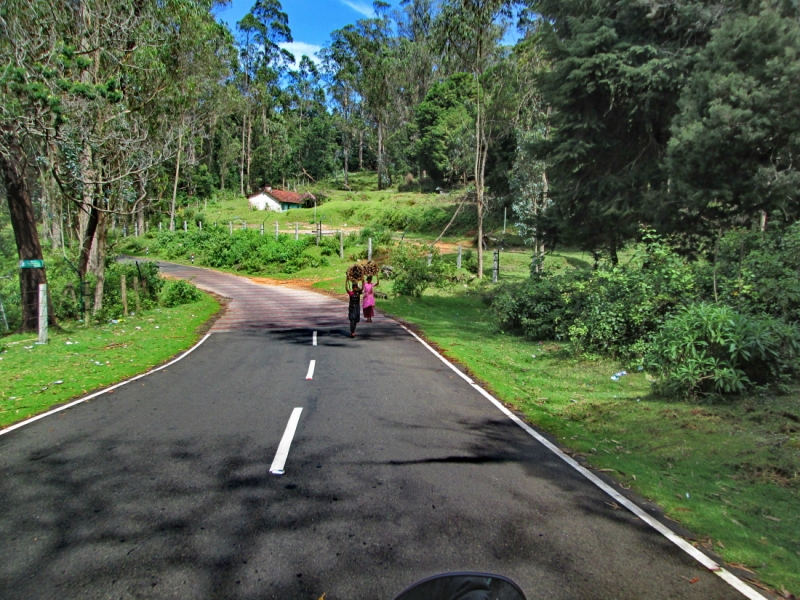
[474, 75, 484, 279]
[170, 120, 184, 231]
[239, 112, 246, 196]
[78, 199, 100, 279]
[246, 111, 252, 194]
[343, 133, 350, 188]
[1, 141, 55, 330]
[359, 130, 364, 171]
[377, 120, 384, 191]
[91, 211, 108, 313]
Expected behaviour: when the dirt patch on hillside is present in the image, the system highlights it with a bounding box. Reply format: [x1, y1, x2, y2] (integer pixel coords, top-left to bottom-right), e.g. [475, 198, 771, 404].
[246, 276, 346, 300]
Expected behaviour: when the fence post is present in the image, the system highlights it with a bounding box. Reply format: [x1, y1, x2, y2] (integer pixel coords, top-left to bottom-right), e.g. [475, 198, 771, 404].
[260, 223, 264, 236]
[295, 222, 299, 241]
[37, 283, 48, 344]
[229, 221, 233, 235]
[339, 230, 344, 259]
[427, 252, 432, 266]
[275, 221, 279, 241]
[368, 238, 373, 261]
[316, 222, 321, 246]
[199, 221, 202, 232]
[184, 220, 187, 233]
[132, 276, 141, 314]
[457, 244, 462, 269]
[0, 293, 8, 332]
[492, 249, 499, 283]
[121, 274, 128, 317]
[135, 221, 139, 237]
[82, 280, 91, 327]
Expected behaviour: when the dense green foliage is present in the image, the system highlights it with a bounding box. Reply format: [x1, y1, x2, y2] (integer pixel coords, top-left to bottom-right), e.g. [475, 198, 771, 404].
[647, 303, 800, 398]
[146, 227, 327, 274]
[159, 279, 202, 308]
[391, 244, 454, 297]
[494, 227, 800, 397]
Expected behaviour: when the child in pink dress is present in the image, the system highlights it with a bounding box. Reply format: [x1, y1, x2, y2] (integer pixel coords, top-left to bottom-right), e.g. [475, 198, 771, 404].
[362, 274, 379, 322]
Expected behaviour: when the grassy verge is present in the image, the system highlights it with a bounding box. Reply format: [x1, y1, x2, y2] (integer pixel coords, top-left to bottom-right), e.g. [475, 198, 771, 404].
[378, 289, 800, 596]
[0, 292, 219, 429]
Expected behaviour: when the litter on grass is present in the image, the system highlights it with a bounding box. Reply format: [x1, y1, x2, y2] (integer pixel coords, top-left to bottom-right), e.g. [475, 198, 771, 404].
[610, 370, 628, 381]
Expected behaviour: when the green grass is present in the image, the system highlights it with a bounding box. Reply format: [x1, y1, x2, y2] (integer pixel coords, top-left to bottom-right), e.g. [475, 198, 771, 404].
[0, 292, 219, 428]
[377, 289, 800, 596]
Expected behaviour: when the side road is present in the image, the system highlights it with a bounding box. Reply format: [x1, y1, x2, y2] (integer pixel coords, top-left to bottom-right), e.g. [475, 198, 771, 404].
[0, 262, 765, 599]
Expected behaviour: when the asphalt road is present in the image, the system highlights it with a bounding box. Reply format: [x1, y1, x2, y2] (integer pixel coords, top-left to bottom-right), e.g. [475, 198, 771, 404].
[0, 264, 757, 599]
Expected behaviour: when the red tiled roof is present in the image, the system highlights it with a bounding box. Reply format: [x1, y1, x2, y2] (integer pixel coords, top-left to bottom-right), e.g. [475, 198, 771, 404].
[266, 188, 315, 204]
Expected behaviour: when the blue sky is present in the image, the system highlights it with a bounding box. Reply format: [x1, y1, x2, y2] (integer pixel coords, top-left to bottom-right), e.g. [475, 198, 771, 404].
[215, 0, 404, 65]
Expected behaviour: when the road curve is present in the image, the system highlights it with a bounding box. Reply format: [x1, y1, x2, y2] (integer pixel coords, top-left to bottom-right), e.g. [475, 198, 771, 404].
[0, 263, 759, 600]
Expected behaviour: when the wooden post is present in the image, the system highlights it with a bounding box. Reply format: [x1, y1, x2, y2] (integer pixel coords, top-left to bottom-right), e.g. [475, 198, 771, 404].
[260, 223, 264, 236]
[135, 221, 139, 237]
[199, 221, 202, 232]
[339, 230, 344, 259]
[159, 222, 162, 231]
[295, 222, 299, 240]
[229, 221, 233, 235]
[37, 283, 48, 344]
[492, 249, 499, 283]
[275, 221, 279, 241]
[183, 220, 187, 233]
[133, 276, 141, 314]
[457, 244, 462, 269]
[368, 238, 373, 261]
[121, 274, 128, 317]
[427, 252, 432, 266]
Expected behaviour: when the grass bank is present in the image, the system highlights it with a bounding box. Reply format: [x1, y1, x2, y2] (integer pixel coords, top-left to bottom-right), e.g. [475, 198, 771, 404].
[0, 292, 219, 429]
[378, 289, 799, 596]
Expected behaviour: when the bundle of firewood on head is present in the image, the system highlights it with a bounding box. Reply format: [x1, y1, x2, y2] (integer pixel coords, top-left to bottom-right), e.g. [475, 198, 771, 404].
[347, 260, 379, 281]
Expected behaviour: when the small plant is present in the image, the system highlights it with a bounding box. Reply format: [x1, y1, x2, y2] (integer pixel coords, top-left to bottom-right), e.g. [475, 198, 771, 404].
[647, 303, 800, 399]
[160, 279, 202, 308]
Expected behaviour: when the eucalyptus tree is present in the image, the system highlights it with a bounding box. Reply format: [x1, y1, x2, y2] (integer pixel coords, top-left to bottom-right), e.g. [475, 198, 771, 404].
[321, 29, 362, 187]
[436, 0, 517, 277]
[236, 0, 293, 194]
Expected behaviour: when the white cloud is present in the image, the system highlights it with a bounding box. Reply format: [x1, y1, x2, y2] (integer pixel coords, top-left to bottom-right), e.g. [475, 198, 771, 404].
[340, 0, 374, 18]
[279, 42, 322, 66]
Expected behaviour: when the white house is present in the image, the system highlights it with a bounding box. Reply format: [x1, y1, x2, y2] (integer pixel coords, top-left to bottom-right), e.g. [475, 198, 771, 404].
[248, 187, 314, 212]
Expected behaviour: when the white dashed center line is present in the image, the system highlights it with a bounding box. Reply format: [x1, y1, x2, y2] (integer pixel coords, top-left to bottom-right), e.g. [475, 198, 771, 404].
[269, 407, 303, 476]
[305, 360, 316, 380]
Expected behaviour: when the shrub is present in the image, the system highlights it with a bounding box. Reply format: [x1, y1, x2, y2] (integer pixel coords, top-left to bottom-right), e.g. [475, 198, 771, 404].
[391, 244, 454, 297]
[647, 303, 800, 398]
[493, 233, 697, 357]
[160, 279, 202, 308]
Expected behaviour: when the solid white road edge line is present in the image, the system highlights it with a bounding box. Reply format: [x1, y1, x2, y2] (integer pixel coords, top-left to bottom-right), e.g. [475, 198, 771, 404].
[0, 333, 213, 438]
[399, 324, 768, 600]
[270, 407, 303, 475]
[313, 331, 317, 346]
[305, 359, 316, 380]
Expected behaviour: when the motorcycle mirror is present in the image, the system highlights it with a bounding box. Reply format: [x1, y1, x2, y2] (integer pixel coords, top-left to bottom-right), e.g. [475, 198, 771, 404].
[393, 572, 527, 600]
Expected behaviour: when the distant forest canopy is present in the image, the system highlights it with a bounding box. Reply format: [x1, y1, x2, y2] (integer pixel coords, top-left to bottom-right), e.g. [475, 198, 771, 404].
[2, 0, 800, 328]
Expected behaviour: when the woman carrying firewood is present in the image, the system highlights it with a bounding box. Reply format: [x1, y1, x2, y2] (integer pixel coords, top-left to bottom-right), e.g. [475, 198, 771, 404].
[362, 274, 379, 322]
[345, 276, 362, 337]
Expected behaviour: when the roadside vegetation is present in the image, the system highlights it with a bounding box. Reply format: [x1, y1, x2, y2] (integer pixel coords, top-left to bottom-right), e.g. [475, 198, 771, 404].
[2, 0, 800, 596]
[0, 290, 218, 428]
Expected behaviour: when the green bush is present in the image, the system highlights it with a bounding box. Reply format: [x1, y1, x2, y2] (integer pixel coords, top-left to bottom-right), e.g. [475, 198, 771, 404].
[696, 222, 800, 323]
[647, 303, 800, 399]
[391, 244, 454, 297]
[160, 279, 202, 308]
[147, 227, 317, 274]
[493, 233, 697, 357]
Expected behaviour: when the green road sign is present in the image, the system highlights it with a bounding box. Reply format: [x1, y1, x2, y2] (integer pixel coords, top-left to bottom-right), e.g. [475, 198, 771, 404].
[18, 259, 44, 269]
